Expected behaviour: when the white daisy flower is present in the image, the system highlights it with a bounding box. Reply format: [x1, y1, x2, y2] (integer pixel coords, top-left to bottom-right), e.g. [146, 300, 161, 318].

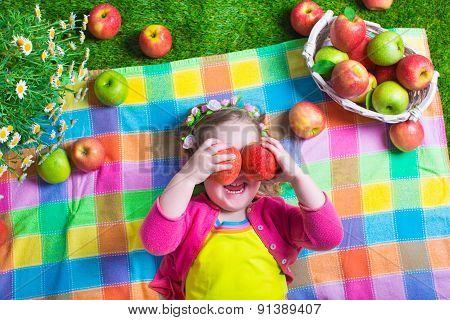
[75, 88, 83, 101]
[31, 123, 41, 135]
[7, 132, 21, 149]
[12, 35, 26, 47]
[41, 50, 48, 62]
[21, 155, 34, 170]
[0, 165, 7, 178]
[48, 27, 55, 40]
[0, 127, 10, 143]
[69, 12, 76, 29]
[44, 102, 55, 113]
[68, 61, 75, 75]
[57, 64, 64, 77]
[48, 40, 55, 51]
[59, 20, 67, 29]
[79, 31, 85, 44]
[68, 41, 77, 51]
[82, 15, 89, 30]
[57, 46, 65, 56]
[84, 47, 90, 59]
[20, 38, 33, 56]
[59, 119, 68, 132]
[34, 4, 41, 22]
[18, 173, 27, 184]
[16, 80, 28, 99]
[49, 130, 56, 140]
[80, 87, 89, 100]
[36, 144, 45, 154]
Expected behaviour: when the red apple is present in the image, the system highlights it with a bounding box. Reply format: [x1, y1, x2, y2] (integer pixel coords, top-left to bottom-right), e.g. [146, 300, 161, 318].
[208, 147, 242, 185]
[389, 120, 424, 152]
[348, 36, 376, 71]
[88, 3, 122, 40]
[374, 64, 397, 84]
[331, 60, 369, 98]
[139, 25, 172, 58]
[396, 54, 434, 90]
[362, 0, 394, 10]
[289, 101, 326, 139]
[241, 143, 277, 181]
[0, 219, 8, 246]
[350, 73, 377, 103]
[290, 1, 324, 36]
[330, 14, 367, 52]
[71, 137, 105, 172]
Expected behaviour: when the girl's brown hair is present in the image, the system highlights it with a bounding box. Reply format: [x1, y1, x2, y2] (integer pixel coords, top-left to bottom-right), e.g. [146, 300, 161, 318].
[180, 106, 280, 196]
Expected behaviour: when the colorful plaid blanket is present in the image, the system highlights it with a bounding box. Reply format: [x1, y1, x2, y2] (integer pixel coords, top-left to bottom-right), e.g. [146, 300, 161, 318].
[0, 28, 448, 300]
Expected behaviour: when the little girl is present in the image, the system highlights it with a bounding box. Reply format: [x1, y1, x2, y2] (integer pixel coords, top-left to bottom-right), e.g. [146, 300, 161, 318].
[140, 98, 343, 300]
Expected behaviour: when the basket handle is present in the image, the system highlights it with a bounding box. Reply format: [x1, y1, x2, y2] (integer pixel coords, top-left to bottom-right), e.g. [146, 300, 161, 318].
[303, 10, 334, 62]
[408, 71, 440, 122]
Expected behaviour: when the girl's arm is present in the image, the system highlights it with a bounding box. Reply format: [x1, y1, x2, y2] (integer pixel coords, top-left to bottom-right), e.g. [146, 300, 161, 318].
[261, 137, 343, 250]
[140, 138, 235, 255]
[261, 136, 325, 208]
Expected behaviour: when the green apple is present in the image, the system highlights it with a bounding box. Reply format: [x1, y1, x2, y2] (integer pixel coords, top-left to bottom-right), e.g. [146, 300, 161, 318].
[37, 149, 71, 184]
[94, 70, 128, 106]
[314, 46, 349, 78]
[367, 31, 404, 66]
[372, 81, 409, 115]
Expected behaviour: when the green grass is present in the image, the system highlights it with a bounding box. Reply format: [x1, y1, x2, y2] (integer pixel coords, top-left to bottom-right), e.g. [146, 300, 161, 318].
[5, 0, 449, 147]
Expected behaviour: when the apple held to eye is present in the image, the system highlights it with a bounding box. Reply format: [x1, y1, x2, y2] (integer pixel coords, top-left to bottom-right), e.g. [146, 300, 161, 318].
[208, 147, 242, 185]
[241, 143, 277, 181]
[289, 101, 326, 139]
[389, 120, 424, 152]
[290, 0, 325, 36]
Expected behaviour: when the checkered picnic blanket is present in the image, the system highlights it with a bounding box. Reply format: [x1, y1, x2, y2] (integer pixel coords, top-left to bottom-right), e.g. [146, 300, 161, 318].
[0, 28, 448, 300]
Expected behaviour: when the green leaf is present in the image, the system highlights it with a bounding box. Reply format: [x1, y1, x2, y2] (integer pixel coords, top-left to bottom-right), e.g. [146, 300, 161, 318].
[206, 110, 213, 115]
[344, 7, 356, 21]
[312, 60, 336, 75]
[365, 89, 374, 109]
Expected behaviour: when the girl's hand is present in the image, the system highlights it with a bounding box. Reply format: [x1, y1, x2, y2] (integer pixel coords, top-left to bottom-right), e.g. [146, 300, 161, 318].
[261, 136, 303, 183]
[180, 138, 236, 185]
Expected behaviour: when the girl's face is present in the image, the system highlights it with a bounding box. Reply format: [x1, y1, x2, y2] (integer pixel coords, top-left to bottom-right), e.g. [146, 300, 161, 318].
[203, 120, 261, 212]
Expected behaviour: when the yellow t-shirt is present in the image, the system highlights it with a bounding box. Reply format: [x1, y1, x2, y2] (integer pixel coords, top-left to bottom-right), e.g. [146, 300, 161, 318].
[185, 218, 288, 300]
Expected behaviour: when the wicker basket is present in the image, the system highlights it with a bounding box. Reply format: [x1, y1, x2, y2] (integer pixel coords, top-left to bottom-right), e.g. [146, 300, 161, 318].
[302, 10, 440, 123]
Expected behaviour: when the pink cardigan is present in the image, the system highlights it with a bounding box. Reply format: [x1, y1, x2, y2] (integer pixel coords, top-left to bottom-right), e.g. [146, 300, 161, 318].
[140, 192, 343, 299]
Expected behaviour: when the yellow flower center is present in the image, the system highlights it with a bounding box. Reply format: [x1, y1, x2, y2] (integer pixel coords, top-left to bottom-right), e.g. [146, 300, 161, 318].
[17, 86, 24, 93]
[24, 43, 32, 51]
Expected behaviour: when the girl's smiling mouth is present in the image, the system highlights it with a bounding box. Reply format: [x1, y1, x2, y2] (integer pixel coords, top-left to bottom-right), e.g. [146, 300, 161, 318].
[224, 182, 247, 194]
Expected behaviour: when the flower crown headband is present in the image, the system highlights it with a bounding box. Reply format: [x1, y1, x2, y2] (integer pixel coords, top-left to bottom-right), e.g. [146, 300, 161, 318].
[181, 96, 269, 149]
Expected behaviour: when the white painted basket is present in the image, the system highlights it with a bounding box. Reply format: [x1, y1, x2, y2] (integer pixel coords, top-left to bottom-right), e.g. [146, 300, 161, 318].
[302, 10, 440, 123]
